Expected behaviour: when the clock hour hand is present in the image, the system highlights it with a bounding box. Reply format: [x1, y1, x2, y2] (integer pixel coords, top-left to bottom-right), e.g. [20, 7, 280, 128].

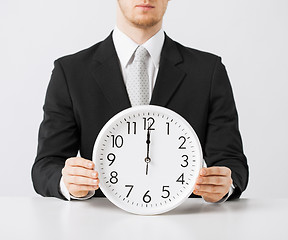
[145, 126, 151, 175]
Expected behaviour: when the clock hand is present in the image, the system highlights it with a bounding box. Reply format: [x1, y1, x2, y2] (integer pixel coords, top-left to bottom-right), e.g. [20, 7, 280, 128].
[146, 127, 151, 157]
[145, 126, 151, 175]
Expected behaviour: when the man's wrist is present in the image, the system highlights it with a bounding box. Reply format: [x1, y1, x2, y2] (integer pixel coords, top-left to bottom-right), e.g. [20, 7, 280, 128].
[59, 176, 71, 200]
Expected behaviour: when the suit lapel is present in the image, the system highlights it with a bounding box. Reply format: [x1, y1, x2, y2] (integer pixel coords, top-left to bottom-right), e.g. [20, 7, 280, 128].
[150, 35, 186, 107]
[90, 33, 131, 112]
[90, 33, 186, 110]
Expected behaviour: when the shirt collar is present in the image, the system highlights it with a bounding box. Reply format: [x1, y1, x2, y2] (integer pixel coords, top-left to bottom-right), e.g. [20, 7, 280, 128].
[112, 26, 165, 69]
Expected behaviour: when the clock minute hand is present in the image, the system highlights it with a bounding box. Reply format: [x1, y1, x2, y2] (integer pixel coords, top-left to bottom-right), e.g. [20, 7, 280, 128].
[145, 127, 151, 175]
[146, 127, 151, 157]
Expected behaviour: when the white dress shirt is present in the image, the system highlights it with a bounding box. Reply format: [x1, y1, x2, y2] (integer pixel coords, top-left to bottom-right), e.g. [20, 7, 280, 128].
[113, 26, 165, 101]
[60, 26, 233, 202]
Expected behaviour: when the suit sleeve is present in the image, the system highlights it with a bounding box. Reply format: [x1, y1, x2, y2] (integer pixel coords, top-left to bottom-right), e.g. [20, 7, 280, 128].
[204, 57, 249, 200]
[32, 60, 80, 200]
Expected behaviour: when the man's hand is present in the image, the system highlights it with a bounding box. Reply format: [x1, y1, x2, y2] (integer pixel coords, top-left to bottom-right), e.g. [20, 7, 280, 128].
[62, 157, 99, 198]
[193, 166, 232, 203]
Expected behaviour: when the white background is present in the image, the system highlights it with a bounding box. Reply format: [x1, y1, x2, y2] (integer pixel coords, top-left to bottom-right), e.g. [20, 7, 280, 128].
[0, 0, 287, 198]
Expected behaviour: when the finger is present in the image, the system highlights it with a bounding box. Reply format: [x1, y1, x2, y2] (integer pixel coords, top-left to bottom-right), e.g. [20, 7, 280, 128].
[193, 189, 224, 202]
[193, 188, 223, 201]
[66, 157, 94, 169]
[65, 167, 98, 179]
[202, 193, 224, 203]
[200, 167, 231, 177]
[66, 175, 99, 186]
[196, 176, 231, 186]
[68, 183, 99, 193]
[194, 184, 224, 194]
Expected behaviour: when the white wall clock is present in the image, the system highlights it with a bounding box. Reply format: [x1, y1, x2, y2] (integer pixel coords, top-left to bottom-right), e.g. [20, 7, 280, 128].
[93, 105, 203, 215]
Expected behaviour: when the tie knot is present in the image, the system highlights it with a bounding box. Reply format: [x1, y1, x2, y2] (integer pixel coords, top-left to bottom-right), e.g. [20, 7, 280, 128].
[134, 46, 149, 62]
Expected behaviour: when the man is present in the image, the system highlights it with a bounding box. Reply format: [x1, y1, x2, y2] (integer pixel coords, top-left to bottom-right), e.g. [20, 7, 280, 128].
[32, 0, 248, 203]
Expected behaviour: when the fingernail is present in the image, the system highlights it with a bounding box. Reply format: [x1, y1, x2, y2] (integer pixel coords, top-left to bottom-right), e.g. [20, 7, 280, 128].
[196, 185, 200, 190]
[93, 180, 98, 185]
[197, 178, 203, 184]
[92, 172, 97, 178]
[88, 163, 93, 168]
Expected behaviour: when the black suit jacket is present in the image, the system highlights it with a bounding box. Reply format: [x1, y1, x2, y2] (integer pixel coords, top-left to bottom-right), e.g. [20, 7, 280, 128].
[32, 33, 248, 200]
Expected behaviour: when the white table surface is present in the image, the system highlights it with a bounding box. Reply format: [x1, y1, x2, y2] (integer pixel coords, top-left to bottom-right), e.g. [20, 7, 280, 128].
[0, 197, 287, 240]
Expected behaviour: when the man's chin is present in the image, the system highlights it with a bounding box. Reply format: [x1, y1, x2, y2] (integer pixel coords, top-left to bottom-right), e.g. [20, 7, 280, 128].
[132, 18, 160, 28]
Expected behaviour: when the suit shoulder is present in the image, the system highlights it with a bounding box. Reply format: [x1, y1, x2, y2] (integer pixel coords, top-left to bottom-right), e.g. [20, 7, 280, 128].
[174, 41, 221, 63]
[54, 40, 103, 67]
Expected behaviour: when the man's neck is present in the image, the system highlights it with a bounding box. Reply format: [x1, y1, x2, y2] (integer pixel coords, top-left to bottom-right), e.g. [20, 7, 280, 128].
[116, 16, 162, 45]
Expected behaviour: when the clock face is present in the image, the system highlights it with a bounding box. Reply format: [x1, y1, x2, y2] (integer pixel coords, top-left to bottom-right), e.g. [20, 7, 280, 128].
[93, 105, 203, 215]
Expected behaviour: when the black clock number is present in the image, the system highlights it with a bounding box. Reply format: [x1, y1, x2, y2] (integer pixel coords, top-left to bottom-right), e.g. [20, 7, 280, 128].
[181, 155, 189, 167]
[143, 117, 155, 130]
[125, 185, 134, 198]
[161, 186, 170, 199]
[127, 121, 137, 134]
[107, 153, 116, 166]
[166, 122, 170, 135]
[178, 136, 186, 149]
[109, 171, 118, 184]
[111, 135, 123, 148]
[143, 190, 152, 203]
[176, 173, 185, 184]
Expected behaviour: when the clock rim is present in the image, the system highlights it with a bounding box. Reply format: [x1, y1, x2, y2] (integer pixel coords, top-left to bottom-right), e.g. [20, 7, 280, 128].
[92, 105, 203, 215]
